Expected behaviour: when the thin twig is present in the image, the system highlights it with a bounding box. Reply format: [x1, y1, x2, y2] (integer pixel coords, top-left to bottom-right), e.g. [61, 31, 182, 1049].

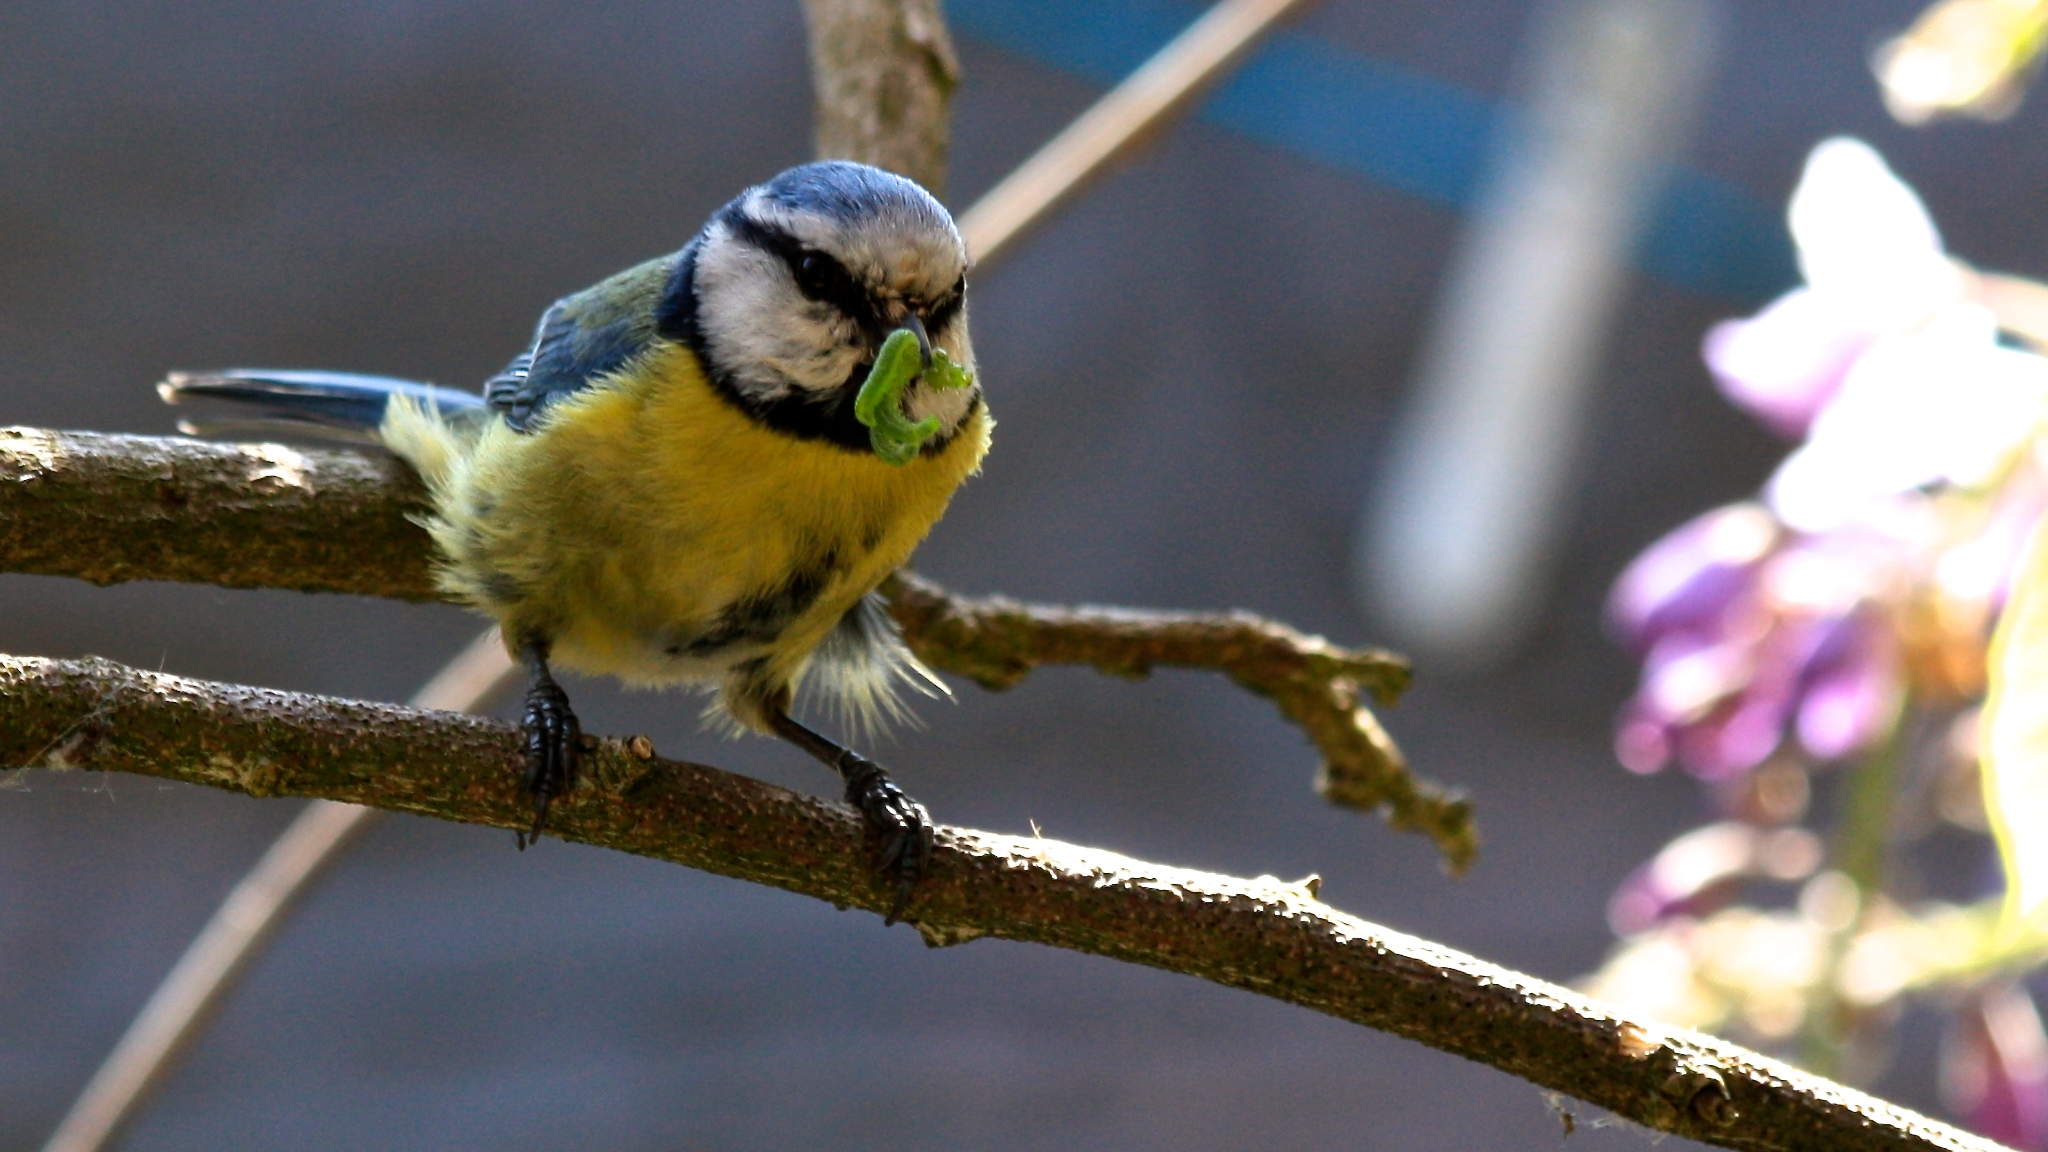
[955, 0, 1315, 265]
[0, 654, 2011, 1152]
[883, 572, 1471, 869]
[36, 629, 520, 1152]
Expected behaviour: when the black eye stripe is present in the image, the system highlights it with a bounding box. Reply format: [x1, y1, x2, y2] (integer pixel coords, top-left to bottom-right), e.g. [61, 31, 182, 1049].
[794, 252, 873, 326]
[721, 206, 970, 340]
[722, 208, 879, 332]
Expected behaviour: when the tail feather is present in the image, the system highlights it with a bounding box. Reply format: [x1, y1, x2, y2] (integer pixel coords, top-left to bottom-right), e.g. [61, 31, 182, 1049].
[159, 369, 485, 442]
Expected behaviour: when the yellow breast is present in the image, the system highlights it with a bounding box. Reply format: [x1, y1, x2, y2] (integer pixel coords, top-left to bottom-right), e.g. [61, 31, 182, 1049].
[433, 340, 989, 686]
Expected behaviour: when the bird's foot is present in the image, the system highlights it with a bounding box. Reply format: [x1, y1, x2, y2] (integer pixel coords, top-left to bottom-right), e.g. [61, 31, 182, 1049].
[518, 676, 581, 849]
[839, 752, 934, 924]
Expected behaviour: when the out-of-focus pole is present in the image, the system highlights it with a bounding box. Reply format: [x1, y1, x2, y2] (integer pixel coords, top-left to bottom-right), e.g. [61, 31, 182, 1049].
[1362, 0, 1722, 668]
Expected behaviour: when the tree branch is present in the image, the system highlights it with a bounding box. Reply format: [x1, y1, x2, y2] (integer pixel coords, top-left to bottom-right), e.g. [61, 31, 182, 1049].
[882, 571, 1472, 870]
[0, 427, 433, 600]
[0, 425, 1471, 866]
[799, 0, 959, 194]
[0, 653, 2006, 1152]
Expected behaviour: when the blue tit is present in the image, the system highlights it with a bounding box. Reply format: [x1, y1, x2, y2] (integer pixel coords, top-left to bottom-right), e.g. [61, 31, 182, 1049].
[162, 161, 991, 911]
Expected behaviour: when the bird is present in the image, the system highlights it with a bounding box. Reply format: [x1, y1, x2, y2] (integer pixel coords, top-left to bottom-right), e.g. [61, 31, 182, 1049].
[160, 161, 991, 917]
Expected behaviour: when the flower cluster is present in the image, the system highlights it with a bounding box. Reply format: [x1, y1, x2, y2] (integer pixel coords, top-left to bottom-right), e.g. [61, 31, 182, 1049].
[1611, 139, 2048, 788]
[1610, 502, 1908, 781]
[1591, 136, 2048, 1146]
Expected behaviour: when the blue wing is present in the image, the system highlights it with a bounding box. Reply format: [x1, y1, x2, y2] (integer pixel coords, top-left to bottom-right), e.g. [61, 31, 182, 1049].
[483, 253, 681, 432]
[161, 252, 685, 440]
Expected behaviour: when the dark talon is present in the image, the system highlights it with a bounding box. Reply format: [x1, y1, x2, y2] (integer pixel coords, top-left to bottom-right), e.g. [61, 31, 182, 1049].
[839, 751, 933, 923]
[517, 644, 580, 849]
[768, 708, 932, 921]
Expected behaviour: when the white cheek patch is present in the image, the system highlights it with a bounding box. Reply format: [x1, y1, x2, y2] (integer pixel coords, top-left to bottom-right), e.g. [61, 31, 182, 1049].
[769, 327, 864, 394]
[696, 231, 863, 399]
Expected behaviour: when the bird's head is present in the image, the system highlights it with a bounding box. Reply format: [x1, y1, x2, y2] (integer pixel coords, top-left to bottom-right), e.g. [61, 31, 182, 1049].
[676, 161, 976, 444]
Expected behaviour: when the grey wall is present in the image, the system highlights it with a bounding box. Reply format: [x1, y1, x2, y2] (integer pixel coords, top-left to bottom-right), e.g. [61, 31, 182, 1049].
[2, 0, 2039, 1148]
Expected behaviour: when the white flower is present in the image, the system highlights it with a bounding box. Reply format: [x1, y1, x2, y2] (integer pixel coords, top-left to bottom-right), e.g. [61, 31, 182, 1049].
[1749, 138, 2048, 532]
[1789, 137, 1962, 331]
[1705, 138, 1968, 439]
[1769, 303, 2048, 532]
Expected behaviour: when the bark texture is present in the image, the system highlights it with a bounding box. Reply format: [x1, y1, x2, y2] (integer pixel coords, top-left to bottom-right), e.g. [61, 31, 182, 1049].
[0, 425, 1470, 866]
[0, 427, 436, 600]
[0, 654, 2009, 1152]
[800, 0, 959, 194]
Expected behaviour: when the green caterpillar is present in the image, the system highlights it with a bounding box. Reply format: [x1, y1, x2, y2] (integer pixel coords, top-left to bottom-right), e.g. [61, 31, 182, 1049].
[855, 327, 975, 465]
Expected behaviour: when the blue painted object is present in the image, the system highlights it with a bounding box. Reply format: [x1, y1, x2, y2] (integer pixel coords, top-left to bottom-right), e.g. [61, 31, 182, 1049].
[950, 0, 1799, 303]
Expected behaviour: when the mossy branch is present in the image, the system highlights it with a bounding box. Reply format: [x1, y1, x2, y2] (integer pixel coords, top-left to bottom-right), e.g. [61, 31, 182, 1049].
[0, 653, 2009, 1152]
[0, 425, 1471, 867]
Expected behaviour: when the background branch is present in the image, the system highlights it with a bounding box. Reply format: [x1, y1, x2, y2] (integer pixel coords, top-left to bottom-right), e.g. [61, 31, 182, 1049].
[0, 425, 1470, 865]
[0, 653, 2007, 1152]
[800, 0, 959, 194]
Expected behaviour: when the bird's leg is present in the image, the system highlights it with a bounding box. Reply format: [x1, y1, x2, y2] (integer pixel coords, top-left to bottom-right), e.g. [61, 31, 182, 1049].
[517, 639, 580, 850]
[768, 710, 933, 923]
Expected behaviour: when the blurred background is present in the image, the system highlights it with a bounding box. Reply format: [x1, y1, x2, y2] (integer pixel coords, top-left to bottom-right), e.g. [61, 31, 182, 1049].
[3, 0, 2042, 1147]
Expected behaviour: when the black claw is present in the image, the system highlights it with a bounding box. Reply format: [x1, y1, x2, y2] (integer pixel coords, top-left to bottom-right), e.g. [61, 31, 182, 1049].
[518, 673, 580, 847]
[839, 752, 934, 924]
[516, 792, 553, 852]
[767, 710, 934, 922]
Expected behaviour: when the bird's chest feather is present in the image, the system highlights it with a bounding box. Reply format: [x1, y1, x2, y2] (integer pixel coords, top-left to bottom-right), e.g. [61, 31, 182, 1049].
[462, 341, 987, 682]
